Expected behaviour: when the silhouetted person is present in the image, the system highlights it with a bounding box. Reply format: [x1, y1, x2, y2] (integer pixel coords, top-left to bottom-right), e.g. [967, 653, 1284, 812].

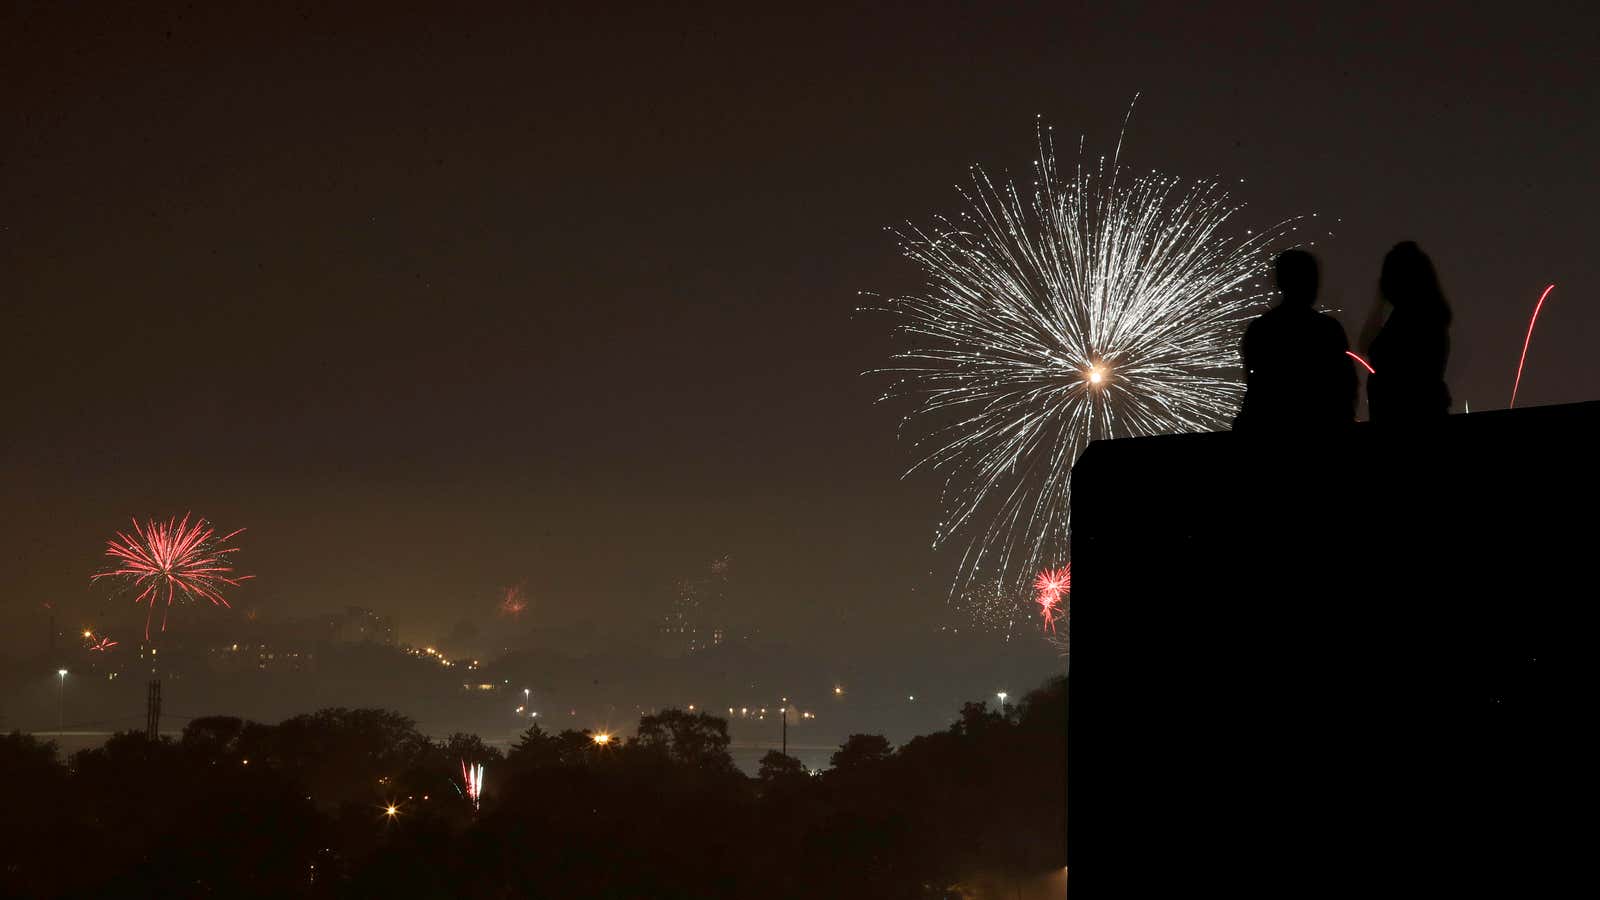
[1362, 241, 1452, 422]
[1233, 249, 1356, 432]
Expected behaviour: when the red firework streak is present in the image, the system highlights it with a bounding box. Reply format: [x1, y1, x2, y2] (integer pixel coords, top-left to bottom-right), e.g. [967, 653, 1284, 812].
[91, 514, 254, 639]
[1345, 350, 1375, 374]
[1511, 284, 1557, 409]
[89, 635, 119, 652]
[1034, 565, 1071, 633]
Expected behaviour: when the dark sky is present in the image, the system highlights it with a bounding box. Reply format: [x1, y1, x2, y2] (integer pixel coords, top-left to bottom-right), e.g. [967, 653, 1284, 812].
[5, 1, 1598, 649]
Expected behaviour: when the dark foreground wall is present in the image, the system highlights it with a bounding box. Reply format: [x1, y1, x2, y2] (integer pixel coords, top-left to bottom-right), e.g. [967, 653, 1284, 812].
[1069, 401, 1599, 896]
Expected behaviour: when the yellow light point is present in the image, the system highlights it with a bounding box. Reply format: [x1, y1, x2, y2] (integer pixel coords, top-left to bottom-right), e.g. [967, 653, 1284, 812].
[833, 686, 843, 696]
[384, 804, 398, 818]
[1087, 365, 1106, 386]
[83, 629, 93, 638]
[592, 732, 612, 746]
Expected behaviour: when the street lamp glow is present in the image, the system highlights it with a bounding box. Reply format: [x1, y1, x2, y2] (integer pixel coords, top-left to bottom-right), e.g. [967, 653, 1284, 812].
[592, 732, 612, 746]
[57, 669, 68, 732]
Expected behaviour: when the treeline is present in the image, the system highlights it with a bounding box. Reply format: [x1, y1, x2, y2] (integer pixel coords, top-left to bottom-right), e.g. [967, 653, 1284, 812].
[0, 676, 1064, 899]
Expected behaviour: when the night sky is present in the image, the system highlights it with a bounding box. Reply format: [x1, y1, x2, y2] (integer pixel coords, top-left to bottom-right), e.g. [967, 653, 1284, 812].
[5, 1, 1598, 650]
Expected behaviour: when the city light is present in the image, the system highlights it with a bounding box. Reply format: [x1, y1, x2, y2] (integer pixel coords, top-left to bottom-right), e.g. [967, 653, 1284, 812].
[384, 804, 399, 818]
[833, 685, 843, 696]
[592, 732, 612, 746]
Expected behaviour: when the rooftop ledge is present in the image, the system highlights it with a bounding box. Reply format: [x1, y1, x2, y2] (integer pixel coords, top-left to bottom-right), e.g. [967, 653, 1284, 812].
[1067, 400, 1600, 895]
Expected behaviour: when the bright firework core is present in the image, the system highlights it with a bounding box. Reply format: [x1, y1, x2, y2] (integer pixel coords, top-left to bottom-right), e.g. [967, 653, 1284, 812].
[1087, 365, 1107, 386]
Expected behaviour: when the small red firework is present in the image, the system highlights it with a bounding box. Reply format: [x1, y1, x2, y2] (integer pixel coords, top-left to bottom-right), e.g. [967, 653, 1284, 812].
[90, 635, 119, 652]
[91, 514, 254, 639]
[498, 583, 528, 618]
[1033, 565, 1071, 633]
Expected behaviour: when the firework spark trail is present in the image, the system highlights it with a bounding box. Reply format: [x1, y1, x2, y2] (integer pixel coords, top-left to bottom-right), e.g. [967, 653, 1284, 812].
[461, 760, 484, 812]
[1345, 350, 1375, 374]
[91, 514, 253, 639]
[89, 636, 119, 652]
[1510, 283, 1556, 409]
[872, 116, 1302, 595]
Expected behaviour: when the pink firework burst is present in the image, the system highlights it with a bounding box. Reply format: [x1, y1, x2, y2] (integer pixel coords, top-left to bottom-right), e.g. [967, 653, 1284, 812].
[90, 635, 119, 652]
[1033, 565, 1071, 634]
[498, 583, 529, 618]
[91, 514, 254, 639]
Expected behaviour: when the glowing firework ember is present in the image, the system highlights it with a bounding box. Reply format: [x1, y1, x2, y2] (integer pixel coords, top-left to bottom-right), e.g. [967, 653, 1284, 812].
[89, 635, 119, 652]
[872, 111, 1301, 593]
[950, 579, 1028, 641]
[91, 514, 254, 639]
[1033, 566, 1071, 634]
[498, 582, 528, 618]
[461, 760, 484, 812]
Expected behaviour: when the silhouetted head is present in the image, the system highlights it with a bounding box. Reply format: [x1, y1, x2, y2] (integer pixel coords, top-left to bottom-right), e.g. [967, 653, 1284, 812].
[1380, 241, 1450, 320]
[1274, 249, 1318, 307]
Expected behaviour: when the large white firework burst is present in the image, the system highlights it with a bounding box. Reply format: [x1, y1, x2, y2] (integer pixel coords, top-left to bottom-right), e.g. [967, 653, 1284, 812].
[874, 115, 1303, 597]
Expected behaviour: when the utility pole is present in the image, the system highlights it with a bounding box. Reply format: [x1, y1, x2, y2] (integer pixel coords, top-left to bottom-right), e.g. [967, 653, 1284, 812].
[780, 705, 787, 757]
[146, 680, 162, 740]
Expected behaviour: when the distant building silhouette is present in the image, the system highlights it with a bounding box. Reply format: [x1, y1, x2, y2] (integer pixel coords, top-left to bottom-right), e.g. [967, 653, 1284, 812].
[319, 606, 396, 646]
